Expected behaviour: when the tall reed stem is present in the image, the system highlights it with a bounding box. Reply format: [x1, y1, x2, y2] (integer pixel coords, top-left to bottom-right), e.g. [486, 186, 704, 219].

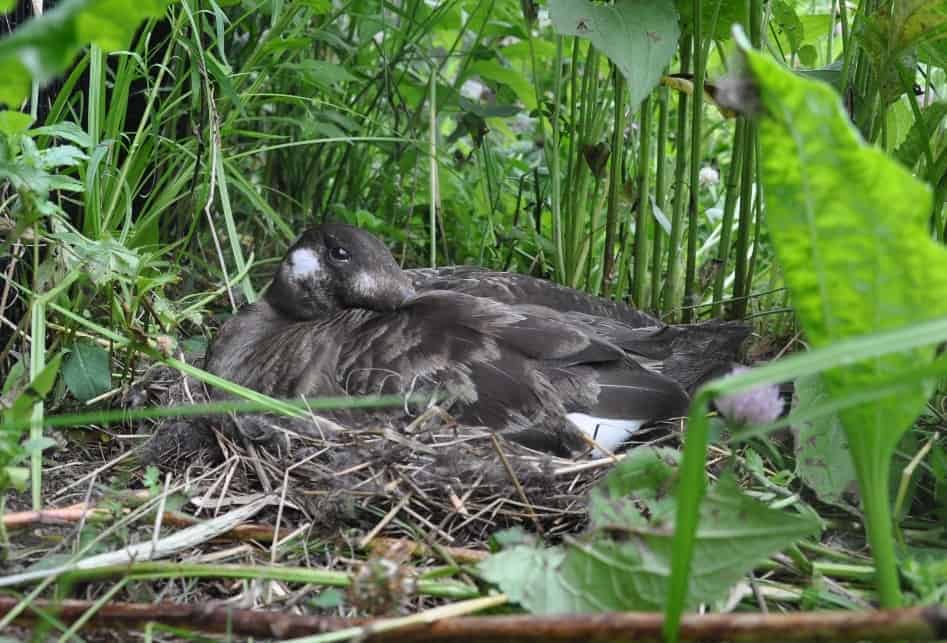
[663, 36, 691, 317]
[682, 22, 705, 323]
[632, 94, 653, 307]
[650, 83, 670, 312]
[711, 120, 746, 317]
[601, 69, 626, 296]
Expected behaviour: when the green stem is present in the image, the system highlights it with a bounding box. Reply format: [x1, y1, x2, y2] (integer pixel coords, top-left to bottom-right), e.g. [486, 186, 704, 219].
[682, 29, 705, 323]
[663, 36, 691, 317]
[711, 119, 746, 317]
[633, 94, 653, 307]
[651, 83, 670, 312]
[601, 70, 626, 297]
[551, 35, 566, 281]
[730, 124, 756, 319]
[851, 451, 903, 608]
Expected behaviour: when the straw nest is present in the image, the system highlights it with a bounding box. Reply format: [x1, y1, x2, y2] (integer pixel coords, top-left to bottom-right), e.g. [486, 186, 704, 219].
[133, 355, 683, 546]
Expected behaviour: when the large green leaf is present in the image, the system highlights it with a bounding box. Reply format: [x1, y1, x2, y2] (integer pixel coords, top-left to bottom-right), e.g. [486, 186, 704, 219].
[894, 101, 947, 169]
[0, 0, 170, 107]
[745, 48, 947, 457]
[548, 0, 679, 108]
[478, 449, 820, 613]
[863, 1, 947, 101]
[793, 376, 858, 510]
[2, 354, 62, 491]
[676, 0, 747, 41]
[741, 35, 947, 613]
[62, 341, 111, 402]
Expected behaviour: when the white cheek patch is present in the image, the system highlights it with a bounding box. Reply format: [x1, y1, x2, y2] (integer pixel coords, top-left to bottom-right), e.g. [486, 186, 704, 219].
[289, 248, 321, 279]
[354, 271, 378, 297]
[567, 413, 645, 456]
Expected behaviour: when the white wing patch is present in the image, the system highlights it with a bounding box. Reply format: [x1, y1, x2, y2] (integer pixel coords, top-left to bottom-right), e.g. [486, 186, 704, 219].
[567, 412, 644, 456]
[290, 248, 321, 279]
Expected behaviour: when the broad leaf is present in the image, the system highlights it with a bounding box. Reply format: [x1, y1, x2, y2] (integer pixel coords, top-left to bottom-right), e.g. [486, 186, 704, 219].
[479, 450, 820, 613]
[0, 0, 171, 106]
[468, 60, 536, 112]
[3, 353, 62, 426]
[53, 230, 141, 285]
[0, 109, 33, 137]
[744, 47, 947, 459]
[894, 101, 947, 169]
[793, 376, 858, 510]
[677, 0, 747, 41]
[63, 342, 111, 402]
[771, 1, 804, 55]
[548, 0, 679, 108]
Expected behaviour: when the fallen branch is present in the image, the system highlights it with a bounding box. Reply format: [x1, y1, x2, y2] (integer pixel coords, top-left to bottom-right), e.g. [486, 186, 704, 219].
[0, 496, 273, 588]
[367, 537, 489, 564]
[1, 501, 290, 543]
[1, 598, 945, 642]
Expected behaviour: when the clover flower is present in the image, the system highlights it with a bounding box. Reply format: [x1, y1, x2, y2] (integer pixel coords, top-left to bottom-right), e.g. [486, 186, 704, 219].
[715, 366, 783, 425]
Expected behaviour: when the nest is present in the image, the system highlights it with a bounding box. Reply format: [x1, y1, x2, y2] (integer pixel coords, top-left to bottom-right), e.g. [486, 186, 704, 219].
[131, 356, 682, 547]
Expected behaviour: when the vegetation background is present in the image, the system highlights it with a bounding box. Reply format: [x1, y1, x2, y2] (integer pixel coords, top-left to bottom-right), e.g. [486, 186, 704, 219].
[0, 0, 946, 640]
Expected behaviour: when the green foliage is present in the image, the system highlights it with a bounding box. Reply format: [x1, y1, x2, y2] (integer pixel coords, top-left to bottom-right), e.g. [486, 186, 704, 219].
[894, 102, 947, 169]
[746, 37, 947, 608]
[676, 0, 747, 41]
[793, 376, 858, 510]
[62, 341, 111, 402]
[548, 0, 679, 109]
[1, 355, 62, 492]
[0, 0, 171, 106]
[479, 448, 820, 613]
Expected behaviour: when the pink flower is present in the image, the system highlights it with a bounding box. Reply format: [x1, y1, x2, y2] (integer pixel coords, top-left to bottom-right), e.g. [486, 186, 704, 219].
[715, 366, 783, 425]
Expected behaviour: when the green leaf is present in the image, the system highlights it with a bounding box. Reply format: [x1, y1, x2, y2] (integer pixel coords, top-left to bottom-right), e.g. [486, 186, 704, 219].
[285, 60, 357, 89]
[798, 44, 817, 67]
[311, 588, 346, 608]
[1, 466, 29, 491]
[468, 60, 536, 112]
[793, 376, 858, 510]
[4, 353, 62, 425]
[744, 47, 947, 457]
[862, 1, 946, 101]
[742, 35, 947, 612]
[772, 1, 804, 54]
[63, 342, 112, 402]
[894, 101, 947, 169]
[0, 0, 171, 107]
[0, 0, 14, 13]
[28, 121, 92, 147]
[2, 359, 25, 396]
[52, 230, 141, 284]
[0, 109, 33, 137]
[799, 14, 833, 47]
[548, 0, 679, 108]
[37, 145, 88, 169]
[676, 0, 747, 41]
[299, 0, 331, 14]
[478, 457, 820, 613]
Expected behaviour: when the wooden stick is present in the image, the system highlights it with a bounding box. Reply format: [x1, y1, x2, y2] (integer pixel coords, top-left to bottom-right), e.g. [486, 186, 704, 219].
[2, 598, 945, 642]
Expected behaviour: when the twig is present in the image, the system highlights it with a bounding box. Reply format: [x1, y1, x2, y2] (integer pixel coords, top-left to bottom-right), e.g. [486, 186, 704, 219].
[489, 435, 544, 537]
[0, 495, 274, 588]
[366, 537, 489, 564]
[359, 493, 413, 550]
[1, 600, 945, 642]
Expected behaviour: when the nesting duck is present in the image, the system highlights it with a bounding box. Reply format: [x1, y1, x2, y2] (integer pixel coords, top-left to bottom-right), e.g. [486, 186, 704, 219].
[205, 224, 749, 456]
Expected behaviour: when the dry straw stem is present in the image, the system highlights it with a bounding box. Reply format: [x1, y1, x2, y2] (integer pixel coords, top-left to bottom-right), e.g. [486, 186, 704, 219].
[1, 599, 945, 642]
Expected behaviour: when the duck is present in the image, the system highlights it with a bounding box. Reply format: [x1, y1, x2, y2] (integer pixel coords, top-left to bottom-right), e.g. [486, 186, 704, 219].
[408, 266, 750, 394]
[203, 223, 729, 456]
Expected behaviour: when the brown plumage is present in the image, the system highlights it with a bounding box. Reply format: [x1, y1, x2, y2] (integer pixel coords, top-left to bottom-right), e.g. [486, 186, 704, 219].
[205, 224, 745, 456]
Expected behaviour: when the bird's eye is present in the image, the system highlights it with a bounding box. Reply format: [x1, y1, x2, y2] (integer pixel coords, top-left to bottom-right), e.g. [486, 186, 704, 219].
[329, 245, 351, 262]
